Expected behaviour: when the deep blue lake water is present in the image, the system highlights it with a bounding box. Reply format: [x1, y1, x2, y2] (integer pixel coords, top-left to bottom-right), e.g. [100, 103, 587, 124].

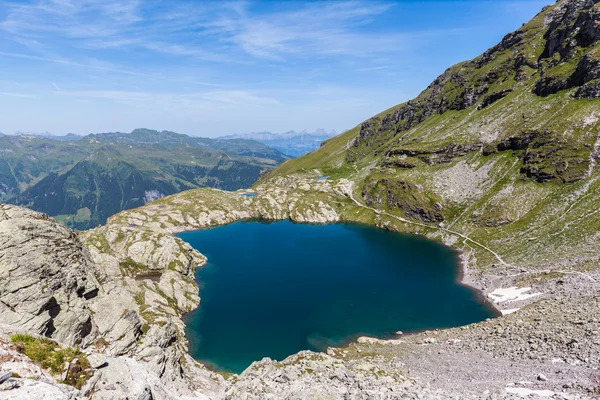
[178, 221, 497, 373]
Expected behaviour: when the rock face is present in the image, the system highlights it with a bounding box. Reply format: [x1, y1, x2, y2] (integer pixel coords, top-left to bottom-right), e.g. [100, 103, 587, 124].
[80, 222, 221, 398]
[343, 0, 600, 185]
[0, 205, 98, 347]
[362, 177, 444, 222]
[575, 79, 600, 98]
[0, 205, 222, 399]
[533, 0, 600, 97]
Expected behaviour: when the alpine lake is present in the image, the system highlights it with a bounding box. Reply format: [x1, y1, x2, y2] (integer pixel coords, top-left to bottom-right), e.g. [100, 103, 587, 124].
[178, 220, 498, 373]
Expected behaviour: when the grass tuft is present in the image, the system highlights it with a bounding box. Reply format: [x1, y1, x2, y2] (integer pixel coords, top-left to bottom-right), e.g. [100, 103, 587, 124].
[10, 334, 93, 389]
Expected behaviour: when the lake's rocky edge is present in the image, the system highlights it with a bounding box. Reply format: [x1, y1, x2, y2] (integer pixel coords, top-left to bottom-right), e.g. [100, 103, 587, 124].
[0, 172, 598, 400]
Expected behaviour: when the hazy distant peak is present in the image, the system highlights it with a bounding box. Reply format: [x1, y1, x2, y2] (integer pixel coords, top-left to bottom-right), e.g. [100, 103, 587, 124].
[220, 129, 338, 141]
[12, 131, 82, 141]
[14, 131, 54, 137]
[218, 129, 339, 157]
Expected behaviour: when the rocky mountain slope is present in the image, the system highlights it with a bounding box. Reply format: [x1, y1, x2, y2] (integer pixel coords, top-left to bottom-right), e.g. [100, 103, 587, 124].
[1, 0, 600, 399]
[0, 129, 287, 229]
[268, 0, 600, 276]
[220, 129, 338, 157]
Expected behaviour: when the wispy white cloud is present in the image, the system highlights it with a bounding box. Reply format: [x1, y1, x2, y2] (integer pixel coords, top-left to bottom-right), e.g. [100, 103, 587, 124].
[0, 91, 38, 98]
[0, 50, 226, 87]
[1, 0, 142, 38]
[56, 89, 279, 108]
[358, 65, 389, 72]
[204, 2, 405, 60]
[52, 82, 61, 91]
[0, 0, 420, 63]
[0, 79, 24, 87]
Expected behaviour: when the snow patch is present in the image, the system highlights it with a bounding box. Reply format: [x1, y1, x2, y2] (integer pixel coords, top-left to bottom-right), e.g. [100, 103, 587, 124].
[501, 308, 520, 315]
[356, 336, 403, 345]
[488, 287, 542, 303]
[505, 387, 555, 397]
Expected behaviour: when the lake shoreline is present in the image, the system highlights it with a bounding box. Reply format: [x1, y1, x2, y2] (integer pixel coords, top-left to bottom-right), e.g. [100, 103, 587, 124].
[456, 250, 502, 317]
[181, 220, 500, 373]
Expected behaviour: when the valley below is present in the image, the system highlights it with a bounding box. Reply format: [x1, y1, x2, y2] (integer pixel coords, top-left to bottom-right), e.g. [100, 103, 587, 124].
[0, 129, 288, 229]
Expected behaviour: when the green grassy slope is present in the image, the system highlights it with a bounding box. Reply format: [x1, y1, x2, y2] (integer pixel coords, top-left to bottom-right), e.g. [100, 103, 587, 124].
[262, 0, 600, 272]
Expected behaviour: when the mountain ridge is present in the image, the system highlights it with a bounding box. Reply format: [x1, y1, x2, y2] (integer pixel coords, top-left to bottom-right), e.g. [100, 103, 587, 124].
[0, 129, 288, 228]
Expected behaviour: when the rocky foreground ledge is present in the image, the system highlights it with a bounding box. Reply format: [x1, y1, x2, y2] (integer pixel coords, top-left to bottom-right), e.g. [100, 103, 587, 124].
[0, 172, 598, 399]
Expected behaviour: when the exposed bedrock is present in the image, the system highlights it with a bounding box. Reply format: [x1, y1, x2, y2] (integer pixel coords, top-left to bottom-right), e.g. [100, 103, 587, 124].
[0, 205, 99, 347]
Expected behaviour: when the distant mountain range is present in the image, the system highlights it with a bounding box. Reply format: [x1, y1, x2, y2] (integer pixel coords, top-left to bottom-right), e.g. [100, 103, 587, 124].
[220, 129, 338, 157]
[0, 128, 288, 229]
[12, 131, 82, 141]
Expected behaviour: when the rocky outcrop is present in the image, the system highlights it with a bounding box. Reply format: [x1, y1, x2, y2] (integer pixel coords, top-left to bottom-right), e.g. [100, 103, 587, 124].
[386, 143, 482, 165]
[226, 351, 429, 400]
[362, 177, 444, 222]
[0, 204, 223, 399]
[540, 0, 600, 61]
[496, 131, 544, 151]
[80, 227, 218, 398]
[477, 89, 512, 110]
[574, 79, 600, 98]
[0, 327, 79, 400]
[533, 0, 600, 97]
[488, 131, 590, 183]
[0, 205, 99, 348]
[534, 54, 600, 97]
[379, 157, 418, 169]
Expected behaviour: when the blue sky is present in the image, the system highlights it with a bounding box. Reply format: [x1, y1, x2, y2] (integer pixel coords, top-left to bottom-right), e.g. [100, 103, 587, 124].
[0, 0, 550, 137]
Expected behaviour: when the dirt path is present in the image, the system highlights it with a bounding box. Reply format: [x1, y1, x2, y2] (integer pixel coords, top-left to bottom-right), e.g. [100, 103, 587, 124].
[345, 183, 511, 267]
